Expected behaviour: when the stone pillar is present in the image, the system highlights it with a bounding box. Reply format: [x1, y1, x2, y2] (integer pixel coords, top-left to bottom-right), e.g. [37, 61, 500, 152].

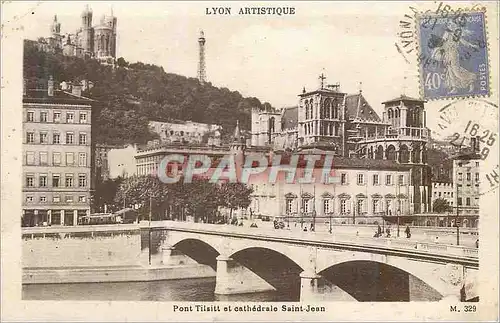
[214, 255, 275, 295]
[401, 108, 407, 127]
[300, 271, 322, 301]
[60, 210, 65, 226]
[48, 210, 52, 225]
[73, 210, 78, 226]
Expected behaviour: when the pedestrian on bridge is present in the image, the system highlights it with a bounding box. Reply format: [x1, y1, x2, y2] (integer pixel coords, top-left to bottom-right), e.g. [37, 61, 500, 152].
[405, 225, 411, 238]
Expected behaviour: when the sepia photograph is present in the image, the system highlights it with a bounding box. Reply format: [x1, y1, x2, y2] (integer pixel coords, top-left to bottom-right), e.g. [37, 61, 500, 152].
[1, 1, 499, 321]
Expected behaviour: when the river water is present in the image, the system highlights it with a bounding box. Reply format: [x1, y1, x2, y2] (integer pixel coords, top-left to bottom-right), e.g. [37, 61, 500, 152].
[22, 278, 302, 302]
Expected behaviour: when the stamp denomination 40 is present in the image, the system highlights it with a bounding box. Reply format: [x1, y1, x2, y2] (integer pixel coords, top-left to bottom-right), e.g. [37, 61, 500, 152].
[417, 8, 490, 100]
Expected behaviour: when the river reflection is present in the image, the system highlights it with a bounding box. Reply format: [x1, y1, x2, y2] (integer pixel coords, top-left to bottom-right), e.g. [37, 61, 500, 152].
[22, 277, 300, 302]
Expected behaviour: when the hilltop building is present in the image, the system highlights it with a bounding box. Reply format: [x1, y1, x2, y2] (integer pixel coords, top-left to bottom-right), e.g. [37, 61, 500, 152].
[30, 5, 117, 65]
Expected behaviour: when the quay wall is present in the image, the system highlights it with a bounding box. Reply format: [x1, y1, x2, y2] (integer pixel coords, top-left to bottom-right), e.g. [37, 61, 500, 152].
[22, 225, 142, 268]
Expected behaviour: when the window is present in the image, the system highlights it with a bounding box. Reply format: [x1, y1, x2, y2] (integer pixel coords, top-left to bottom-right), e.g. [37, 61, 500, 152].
[458, 197, 463, 206]
[458, 172, 463, 181]
[66, 132, 74, 144]
[78, 196, 87, 203]
[373, 174, 379, 185]
[78, 174, 87, 187]
[53, 112, 61, 122]
[341, 173, 348, 185]
[466, 197, 471, 206]
[79, 133, 87, 145]
[78, 153, 87, 167]
[52, 174, 60, 187]
[53, 152, 61, 165]
[26, 196, 33, 202]
[53, 196, 60, 203]
[398, 175, 404, 185]
[373, 199, 380, 213]
[302, 199, 311, 213]
[65, 174, 74, 187]
[40, 112, 48, 122]
[39, 152, 48, 165]
[66, 112, 74, 123]
[26, 175, 34, 187]
[53, 133, 60, 144]
[466, 172, 471, 181]
[286, 199, 293, 214]
[340, 199, 347, 214]
[65, 195, 73, 203]
[386, 174, 392, 185]
[40, 196, 47, 203]
[451, 192, 453, 197]
[66, 152, 74, 165]
[356, 199, 364, 214]
[79, 113, 87, 123]
[39, 174, 47, 187]
[40, 132, 48, 144]
[26, 152, 35, 165]
[26, 132, 34, 143]
[475, 173, 479, 182]
[323, 199, 331, 213]
[357, 174, 365, 185]
[439, 192, 442, 197]
[27, 111, 34, 122]
[475, 162, 479, 167]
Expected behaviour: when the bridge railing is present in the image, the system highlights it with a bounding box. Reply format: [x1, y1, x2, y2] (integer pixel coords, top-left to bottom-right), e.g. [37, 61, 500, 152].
[152, 221, 478, 259]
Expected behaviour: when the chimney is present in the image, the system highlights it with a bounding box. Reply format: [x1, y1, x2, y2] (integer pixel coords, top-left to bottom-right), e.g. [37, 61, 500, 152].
[47, 76, 54, 96]
[472, 136, 480, 153]
[72, 83, 82, 97]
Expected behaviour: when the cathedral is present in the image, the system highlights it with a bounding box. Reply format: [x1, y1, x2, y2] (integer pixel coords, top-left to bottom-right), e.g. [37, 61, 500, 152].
[251, 74, 432, 214]
[35, 5, 117, 65]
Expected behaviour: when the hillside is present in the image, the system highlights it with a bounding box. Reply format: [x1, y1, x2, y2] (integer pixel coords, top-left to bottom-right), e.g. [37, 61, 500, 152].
[23, 41, 270, 145]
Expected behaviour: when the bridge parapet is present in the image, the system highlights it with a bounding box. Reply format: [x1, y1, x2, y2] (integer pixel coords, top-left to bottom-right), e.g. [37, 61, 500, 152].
[149, 221, 478, 262]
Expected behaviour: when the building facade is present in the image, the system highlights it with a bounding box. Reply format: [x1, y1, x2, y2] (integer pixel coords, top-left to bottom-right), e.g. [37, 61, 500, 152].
[251, 74, 432, 213]
[22, 78, 95, 227]
[31, 5, 117, 64]
[248, 158, 413, 225]
[148, 120, 222, 146]
[431, 182, 454, 209]
[453, 158, 480, 222]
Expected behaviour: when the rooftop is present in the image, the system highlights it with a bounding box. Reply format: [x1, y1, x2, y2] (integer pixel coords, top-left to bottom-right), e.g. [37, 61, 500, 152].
[382, 95, 426, 105]
[23, 89, 94, 105]
[345, 93, 381, 122]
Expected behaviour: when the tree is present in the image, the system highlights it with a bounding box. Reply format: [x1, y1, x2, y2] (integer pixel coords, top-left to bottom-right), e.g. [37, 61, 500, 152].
[218, 182, 253, 220]
[94, 177, 123, 212]
[116, 57, 128, 68]
[114, 175, 170, 220]
[433, 198, 452, 213]
[182, 178, 221, 223]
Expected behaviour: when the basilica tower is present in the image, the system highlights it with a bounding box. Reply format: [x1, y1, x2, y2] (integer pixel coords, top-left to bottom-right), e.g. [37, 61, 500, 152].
[81, 5, 94, 56]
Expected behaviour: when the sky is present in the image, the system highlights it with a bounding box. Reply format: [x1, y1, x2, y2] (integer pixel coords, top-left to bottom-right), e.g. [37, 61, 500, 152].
[4, 1, 498, 135]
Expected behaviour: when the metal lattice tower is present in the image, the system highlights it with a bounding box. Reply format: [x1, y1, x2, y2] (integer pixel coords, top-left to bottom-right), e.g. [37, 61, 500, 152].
[198, 30, 206, 84]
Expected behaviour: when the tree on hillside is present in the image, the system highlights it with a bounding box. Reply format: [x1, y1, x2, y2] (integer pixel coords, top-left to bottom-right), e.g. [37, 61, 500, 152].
[432, 198, 452, 213]
[218, 182, 253, 220]
[23, 42, 273, 146]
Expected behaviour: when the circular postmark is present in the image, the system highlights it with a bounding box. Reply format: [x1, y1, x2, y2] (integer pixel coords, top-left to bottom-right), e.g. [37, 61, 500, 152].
[432, 99, 498, 196]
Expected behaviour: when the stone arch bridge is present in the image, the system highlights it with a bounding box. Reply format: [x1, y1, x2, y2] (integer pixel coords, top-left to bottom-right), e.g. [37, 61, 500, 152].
[146, 221, 478, 302]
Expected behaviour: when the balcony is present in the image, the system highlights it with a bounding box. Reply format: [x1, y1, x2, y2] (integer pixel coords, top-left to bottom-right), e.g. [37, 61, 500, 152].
[365, 127, 429, 141]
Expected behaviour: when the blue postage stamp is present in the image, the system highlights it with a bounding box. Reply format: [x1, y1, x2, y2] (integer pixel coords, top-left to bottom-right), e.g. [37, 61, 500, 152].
[417, 10, 489, 100]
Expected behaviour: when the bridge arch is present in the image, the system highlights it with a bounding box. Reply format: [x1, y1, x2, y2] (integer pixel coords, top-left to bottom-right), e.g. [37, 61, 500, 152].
[316, 252, 452, 300]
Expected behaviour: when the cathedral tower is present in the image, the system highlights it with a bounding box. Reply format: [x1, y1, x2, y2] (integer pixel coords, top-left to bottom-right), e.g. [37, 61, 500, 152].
[198, 30, 207, 84]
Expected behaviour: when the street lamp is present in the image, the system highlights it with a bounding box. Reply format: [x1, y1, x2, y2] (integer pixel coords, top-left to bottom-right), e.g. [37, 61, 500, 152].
[455, 180, 460, 246]
[148, 195, 153, 266]
[397, 209, 401, 238]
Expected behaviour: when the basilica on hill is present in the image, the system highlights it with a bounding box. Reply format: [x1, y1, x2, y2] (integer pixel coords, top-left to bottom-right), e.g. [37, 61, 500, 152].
[29, 5, 117, 65]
